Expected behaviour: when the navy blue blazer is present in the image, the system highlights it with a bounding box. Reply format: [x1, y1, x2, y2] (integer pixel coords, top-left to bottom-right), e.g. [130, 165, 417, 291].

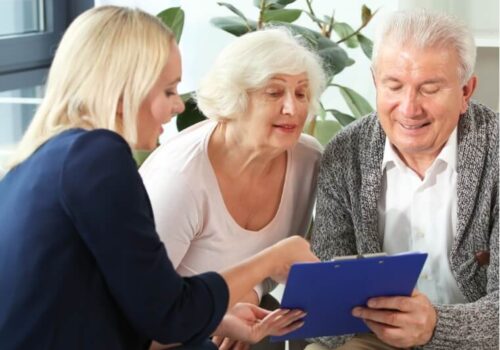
[0, 129, 228, 349]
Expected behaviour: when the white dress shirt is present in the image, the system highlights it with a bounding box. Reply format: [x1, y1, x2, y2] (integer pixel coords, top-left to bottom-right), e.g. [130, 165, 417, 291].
[377, 127, 466, 304]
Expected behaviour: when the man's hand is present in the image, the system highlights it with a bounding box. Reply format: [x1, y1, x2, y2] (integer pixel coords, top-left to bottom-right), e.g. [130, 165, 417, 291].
[352, 289, 437, 348]
[213, 303, 306, 349]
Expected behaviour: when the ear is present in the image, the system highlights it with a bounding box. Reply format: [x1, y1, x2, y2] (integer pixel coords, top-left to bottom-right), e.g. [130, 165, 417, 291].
[460, 75, 477, 114]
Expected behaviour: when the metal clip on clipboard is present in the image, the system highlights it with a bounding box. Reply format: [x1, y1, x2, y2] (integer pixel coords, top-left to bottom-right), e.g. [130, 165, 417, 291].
[331, 252, 387, 261]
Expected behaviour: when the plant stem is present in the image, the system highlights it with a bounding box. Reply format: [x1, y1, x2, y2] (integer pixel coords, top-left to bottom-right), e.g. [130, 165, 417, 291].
[336, 9, 377, 44]
[325, 8, 335, 38]
[305, 0, 324, 34]
[258, 0, 265, 29]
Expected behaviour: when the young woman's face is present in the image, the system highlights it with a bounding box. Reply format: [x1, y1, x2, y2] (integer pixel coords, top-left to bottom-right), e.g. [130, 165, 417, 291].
[136, 42, 185, 150]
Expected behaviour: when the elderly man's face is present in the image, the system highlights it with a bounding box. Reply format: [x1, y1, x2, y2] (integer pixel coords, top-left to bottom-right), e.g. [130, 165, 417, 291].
[373, 44, 476, 163]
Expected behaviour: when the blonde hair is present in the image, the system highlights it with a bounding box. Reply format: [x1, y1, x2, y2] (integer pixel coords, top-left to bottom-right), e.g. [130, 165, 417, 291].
[7, 6, 175, 170]
[196, 27, 326, 121]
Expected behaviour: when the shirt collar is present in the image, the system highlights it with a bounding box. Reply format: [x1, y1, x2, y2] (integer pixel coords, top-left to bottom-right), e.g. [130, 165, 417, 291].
[381, 126, 458, 173]
[436, 126, 457, 172]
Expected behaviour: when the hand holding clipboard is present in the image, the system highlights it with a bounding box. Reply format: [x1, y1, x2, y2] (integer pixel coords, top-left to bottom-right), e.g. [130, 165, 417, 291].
[271, 252, 427, 341]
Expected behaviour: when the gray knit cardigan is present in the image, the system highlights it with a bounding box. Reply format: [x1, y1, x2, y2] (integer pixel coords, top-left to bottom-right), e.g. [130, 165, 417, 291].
[311, 101, 498, 349]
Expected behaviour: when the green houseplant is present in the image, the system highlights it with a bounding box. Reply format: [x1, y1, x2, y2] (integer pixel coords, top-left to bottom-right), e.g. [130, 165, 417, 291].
[158, 0, 376, 145]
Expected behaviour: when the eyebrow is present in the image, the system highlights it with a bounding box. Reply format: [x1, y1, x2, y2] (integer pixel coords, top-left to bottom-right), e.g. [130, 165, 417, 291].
[381, 76, 445, 85]
[269, 77, 310, 85]
[419, 79, 445, 85]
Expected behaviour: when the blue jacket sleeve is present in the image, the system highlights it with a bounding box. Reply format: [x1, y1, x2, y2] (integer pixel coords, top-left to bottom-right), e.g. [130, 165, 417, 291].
[59, 130, 228, 344]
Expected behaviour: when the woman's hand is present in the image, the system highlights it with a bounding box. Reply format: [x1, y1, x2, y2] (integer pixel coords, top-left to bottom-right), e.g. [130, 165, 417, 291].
[213, 302, 306, 349]
[220, 235, 318, 309]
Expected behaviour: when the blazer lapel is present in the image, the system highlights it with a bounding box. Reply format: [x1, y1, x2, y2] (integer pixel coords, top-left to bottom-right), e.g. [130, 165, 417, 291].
[454, 109, 487, 253]
[358, 117, 385, 253]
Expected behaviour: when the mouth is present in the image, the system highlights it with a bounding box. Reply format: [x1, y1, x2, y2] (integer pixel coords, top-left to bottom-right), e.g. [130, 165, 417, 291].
[273, 123, 298, 132]
[399, 121, 431, 130]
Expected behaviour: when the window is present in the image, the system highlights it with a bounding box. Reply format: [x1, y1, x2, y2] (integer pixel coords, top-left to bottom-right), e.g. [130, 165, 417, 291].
[0, 86, 43, 169]
[0, 0, 44, 37]
[0, 0, 65, 91]
[0, 0, 92, 171]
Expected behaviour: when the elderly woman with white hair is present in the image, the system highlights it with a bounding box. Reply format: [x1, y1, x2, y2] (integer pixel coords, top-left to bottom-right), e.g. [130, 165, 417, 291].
[140, 28, 326, 349]
[0, 7, 320, 349]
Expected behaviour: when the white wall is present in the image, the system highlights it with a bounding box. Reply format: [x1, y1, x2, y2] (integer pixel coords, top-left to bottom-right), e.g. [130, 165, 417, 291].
[95, 0, 498, 140]
[399, 0, 499, 111]
[95, 0, 398, 138]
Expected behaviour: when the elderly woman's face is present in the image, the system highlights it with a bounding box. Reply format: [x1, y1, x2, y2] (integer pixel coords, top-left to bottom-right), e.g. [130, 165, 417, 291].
[240, 73, 310, 150]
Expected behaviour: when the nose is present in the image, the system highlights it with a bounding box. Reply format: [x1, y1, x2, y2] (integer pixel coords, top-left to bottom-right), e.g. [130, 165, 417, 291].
[281, 92, 296, 116]
[175, 95, 185, 115]
[398, 89, 422, 118]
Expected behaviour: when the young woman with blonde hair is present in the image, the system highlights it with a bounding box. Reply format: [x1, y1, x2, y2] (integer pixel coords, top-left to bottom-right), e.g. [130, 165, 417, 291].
[0, 6, 317, 350]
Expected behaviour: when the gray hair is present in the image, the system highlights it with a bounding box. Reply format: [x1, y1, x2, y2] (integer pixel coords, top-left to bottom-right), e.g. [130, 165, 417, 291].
[372, 10, 476, 84]
[196, 27, 326, 120]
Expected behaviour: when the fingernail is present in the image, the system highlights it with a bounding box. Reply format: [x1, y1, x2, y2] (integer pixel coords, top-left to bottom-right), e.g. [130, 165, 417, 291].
[296, 310, 307, 317]
[352, 308, 361, 317]
[367, 299, 376, 307]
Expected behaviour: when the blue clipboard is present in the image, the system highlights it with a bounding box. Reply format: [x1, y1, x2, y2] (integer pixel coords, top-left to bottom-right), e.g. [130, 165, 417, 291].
[271, 252, 427, 342]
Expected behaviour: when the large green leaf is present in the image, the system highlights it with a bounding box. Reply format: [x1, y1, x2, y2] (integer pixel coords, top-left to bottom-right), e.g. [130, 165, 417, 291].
[326, 108, 356, 126]
[211, 16, 256, 36]
[357, 34, 373, 59]
[253, 0, 296, 9]
[334, 84, 373, 118]
[272, 23, 353, 77]
[313, 119, 342, 145]
[315, 37, 354, 77]
[176, 98, 207, 131]
[133, 149, 153, 168]
[333, 22, 358, 48]
[275, 0, 297, 6]
[217, 2, 248, 22]
[277, 22, 320, 44]
[157, 7, 184, 43]
[263, 9, 301, 23]
[318, 103, 327, 121]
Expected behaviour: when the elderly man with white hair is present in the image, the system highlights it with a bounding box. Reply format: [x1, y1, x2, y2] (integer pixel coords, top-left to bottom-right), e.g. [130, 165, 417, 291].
[308, 9, 498, 350]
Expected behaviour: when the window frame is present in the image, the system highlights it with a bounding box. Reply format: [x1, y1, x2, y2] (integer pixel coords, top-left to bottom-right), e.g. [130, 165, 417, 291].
[0, 0, 93, 92]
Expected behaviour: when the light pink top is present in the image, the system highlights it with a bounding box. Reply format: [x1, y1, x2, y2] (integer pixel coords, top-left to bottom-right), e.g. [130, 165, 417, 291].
[140, 120, 322, 298]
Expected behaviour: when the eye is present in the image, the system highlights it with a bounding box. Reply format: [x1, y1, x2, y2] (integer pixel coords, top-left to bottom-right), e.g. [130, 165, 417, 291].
[295, 89, 308, 100]
[265, 90, 283, 98]
[387, 84, 402, 92]
[164, 90, 176, 97]
[421, 86, 439, 95]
